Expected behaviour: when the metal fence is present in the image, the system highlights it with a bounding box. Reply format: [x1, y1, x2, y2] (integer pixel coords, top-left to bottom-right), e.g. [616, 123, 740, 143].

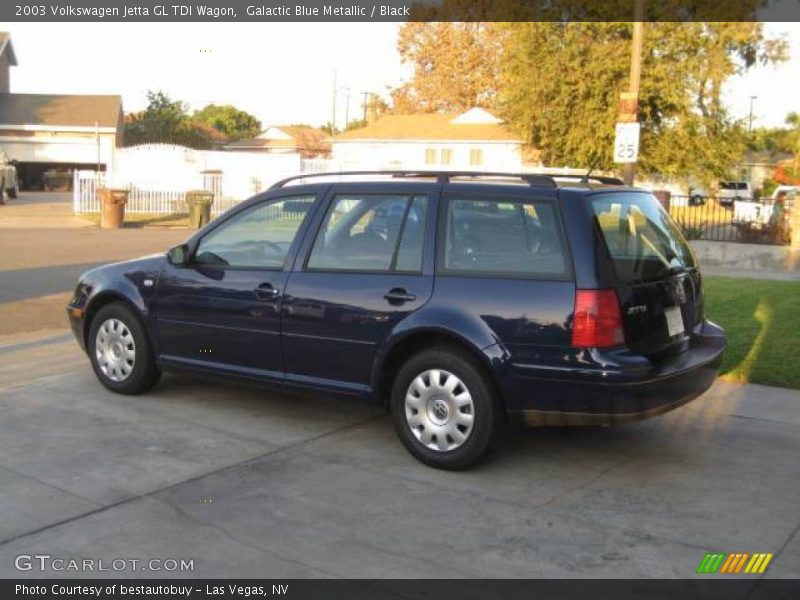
[667, 196, 792, 246]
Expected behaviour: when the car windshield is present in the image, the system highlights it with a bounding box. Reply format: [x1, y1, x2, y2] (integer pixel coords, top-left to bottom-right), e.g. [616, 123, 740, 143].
[591, 192, 696, 283]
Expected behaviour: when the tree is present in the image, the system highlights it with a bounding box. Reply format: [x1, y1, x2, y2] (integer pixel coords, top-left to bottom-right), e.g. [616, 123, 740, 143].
[785, 112, 800, 181]
[392, 18, 787, 183]
[391, 22, 501, 113]
[500, 21, 786, 181]
[192, 104, 261, 141]
[124, 91, 214, 149]
[320, 121, 339, 136]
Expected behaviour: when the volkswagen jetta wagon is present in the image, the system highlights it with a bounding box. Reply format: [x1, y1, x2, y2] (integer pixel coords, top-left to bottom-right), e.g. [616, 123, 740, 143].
[67, 171, 725, 469]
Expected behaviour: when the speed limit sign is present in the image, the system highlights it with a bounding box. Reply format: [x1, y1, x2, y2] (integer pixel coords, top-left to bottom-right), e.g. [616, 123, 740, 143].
[613, 122, 640, 163]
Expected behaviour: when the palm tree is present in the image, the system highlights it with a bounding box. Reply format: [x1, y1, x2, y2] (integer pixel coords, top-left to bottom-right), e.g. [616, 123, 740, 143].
[787, 112, 800, 179]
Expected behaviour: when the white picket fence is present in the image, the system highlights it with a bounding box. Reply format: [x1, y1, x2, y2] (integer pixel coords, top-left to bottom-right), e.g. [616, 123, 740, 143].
[72, 160, 346, 215]
[73, 171, 235, 215]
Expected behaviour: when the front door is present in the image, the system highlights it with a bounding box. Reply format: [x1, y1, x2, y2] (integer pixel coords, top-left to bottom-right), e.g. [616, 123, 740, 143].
[281, 188, 434, 390]
[155, 194, 317, 376]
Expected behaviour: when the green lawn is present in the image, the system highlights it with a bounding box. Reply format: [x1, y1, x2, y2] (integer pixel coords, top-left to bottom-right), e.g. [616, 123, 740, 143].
[704, 276, 800, 389]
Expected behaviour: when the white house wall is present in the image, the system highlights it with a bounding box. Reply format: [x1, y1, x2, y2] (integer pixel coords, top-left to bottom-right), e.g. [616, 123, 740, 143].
[332, 141, 522, 171]
[110, 144, 301, 198]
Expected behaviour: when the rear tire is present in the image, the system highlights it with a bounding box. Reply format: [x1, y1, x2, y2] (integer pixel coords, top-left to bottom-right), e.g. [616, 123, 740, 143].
[390, 346, 502, 470]
[88, 302, 161, 395]
[7, 181, 18, 198]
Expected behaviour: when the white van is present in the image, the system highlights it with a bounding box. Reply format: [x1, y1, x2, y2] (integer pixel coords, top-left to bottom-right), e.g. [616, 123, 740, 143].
[718, 181, 753, 206]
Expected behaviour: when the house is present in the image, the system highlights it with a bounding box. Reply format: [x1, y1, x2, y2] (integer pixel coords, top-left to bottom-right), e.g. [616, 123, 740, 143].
[224, 125, 330, 158]
[0, 32, 124, 189]
[738, 150, 794, 192]
[331, 108, 523, 170]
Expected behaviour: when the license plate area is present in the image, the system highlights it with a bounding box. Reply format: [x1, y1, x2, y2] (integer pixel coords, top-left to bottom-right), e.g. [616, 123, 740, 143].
[664, 305, 684, 338]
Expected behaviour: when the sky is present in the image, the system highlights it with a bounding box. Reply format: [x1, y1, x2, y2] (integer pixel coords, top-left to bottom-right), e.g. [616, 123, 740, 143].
[2, 21, 798, 130]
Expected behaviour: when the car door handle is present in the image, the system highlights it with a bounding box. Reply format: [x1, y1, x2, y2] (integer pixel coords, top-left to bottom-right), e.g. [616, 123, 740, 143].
[255, 283, 280, 300]
[384, 288, 416, 304]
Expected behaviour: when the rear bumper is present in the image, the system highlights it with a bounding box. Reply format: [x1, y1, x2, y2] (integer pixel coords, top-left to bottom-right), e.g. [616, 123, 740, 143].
[505, 320, 725, 426]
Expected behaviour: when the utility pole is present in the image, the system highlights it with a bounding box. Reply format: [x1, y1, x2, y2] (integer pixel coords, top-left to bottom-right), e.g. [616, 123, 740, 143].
[748, 95, 757, 132]
[621, 0, 645, 186]
[95, 120, 101, 173]
[361, 91, 370, 122]
[344, 88, 351, 130]
[331, 69, 337, 134]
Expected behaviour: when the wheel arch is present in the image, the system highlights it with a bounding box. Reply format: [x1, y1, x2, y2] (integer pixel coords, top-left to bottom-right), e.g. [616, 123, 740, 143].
[370, 327, 508, 414]
[82, 291, 149, 350]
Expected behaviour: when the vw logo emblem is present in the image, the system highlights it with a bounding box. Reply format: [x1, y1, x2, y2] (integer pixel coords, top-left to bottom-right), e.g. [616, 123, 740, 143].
[429, 398, 450, 424]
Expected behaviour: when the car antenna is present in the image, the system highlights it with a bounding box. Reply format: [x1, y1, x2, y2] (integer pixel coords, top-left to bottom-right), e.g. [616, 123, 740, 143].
[581, 155, 602, 184]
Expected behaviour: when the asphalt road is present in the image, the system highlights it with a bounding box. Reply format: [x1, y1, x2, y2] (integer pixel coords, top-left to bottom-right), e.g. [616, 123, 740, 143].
[0, 332, 798, 579]
[0, 228, 188, 300]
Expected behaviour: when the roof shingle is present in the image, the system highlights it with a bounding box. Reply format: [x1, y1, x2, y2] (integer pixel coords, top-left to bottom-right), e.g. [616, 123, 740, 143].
[0, 93, 122, 129]
[334, 113, 521, 142]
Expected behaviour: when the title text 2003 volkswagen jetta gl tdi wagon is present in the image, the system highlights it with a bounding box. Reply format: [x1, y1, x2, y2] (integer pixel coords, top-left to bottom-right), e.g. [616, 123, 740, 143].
[67, 172, 725, 469]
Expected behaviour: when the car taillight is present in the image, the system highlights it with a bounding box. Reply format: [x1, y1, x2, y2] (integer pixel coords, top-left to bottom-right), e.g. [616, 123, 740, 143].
[571, 289, 624, 348]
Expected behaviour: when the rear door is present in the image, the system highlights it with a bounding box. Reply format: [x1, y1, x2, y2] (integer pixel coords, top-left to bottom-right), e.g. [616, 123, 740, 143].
[590, 191, 702, 359]
[434, 189, 576, 369]
[281, 184, 435, 390]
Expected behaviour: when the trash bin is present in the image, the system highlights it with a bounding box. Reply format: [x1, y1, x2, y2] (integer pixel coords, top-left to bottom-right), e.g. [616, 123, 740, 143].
[653, 190, 671, 211]
[186, 190, 215, 229]
[99, 188, 128, 229]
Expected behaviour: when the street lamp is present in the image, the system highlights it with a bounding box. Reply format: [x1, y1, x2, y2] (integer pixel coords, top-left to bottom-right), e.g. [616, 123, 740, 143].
[748, 96, 757, 132]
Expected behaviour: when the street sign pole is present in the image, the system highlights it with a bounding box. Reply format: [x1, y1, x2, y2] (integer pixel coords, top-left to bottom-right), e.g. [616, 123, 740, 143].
[620, 0, 645, 185]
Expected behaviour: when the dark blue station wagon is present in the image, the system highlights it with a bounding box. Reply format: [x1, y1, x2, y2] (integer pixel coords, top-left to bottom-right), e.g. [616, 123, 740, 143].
[67, 172, 726, 469]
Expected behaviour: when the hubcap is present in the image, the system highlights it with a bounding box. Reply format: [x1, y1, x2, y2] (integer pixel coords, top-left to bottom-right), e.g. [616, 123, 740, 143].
[95, 318, 136, 382]
[405, 369, 474, 452]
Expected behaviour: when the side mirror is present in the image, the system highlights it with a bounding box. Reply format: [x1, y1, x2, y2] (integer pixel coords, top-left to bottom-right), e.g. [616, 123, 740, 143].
[167, 244, 190, 266]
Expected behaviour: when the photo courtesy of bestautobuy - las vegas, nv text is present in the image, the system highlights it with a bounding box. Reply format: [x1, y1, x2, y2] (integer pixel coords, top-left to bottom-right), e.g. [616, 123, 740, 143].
[0, 1, 799, 599]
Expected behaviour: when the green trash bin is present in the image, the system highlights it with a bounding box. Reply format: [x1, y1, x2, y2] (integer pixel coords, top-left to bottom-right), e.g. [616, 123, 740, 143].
[186, 190, 215, 228]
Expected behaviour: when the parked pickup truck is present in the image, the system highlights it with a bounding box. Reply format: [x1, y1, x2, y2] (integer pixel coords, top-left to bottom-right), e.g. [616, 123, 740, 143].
[733, 186, 796, 228]
[0, 148, 19, 201]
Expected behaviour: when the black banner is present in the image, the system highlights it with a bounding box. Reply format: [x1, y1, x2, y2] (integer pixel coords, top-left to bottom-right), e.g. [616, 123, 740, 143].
[4, 580, 800, 600]
[3, 0, 800, 22]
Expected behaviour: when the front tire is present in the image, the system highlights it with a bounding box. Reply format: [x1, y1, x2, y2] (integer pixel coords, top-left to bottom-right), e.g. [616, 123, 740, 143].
[390, 346, 502, 470]
[88, 302, 161, 395]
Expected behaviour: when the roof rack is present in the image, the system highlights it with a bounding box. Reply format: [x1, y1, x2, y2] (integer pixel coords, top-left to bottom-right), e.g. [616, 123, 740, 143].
[269, 170, 624, 190]
[548, 174, 625, 185]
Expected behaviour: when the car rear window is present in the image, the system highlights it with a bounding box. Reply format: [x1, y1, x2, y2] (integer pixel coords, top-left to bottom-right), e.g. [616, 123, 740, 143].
[441, 197, 569, 277]
[591, 192, 696, 283]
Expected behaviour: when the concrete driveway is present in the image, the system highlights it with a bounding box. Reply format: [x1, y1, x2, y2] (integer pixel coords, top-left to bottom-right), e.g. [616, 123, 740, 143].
[0, 331, 799, 579]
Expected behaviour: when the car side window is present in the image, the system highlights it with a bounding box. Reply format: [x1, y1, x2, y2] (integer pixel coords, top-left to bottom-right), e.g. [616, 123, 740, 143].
[307, 194, 428, 272]
[442, 197, 568, 277]
[194, 195, 315, 269]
